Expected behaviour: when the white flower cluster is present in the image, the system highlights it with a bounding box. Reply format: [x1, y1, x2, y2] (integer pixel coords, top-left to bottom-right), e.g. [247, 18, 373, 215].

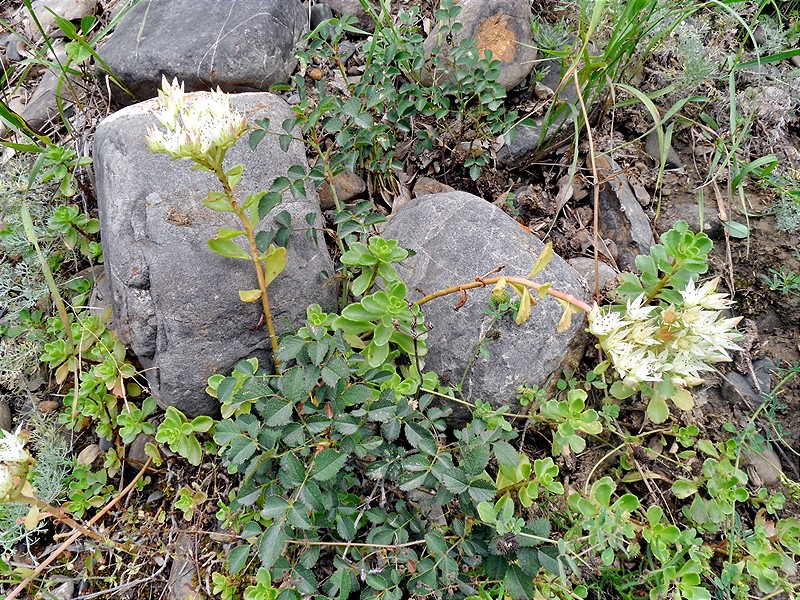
[588, 278, 742, 390]
[0, 427, 31, 502]
[145, 77, 248, 161]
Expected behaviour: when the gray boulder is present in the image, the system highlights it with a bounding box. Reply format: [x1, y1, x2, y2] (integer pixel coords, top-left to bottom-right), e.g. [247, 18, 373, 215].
[382, 192, 590, 422]
[97, 0, 307, 104]
[423, 0, 537, 92]
[94, 92, 336, 417]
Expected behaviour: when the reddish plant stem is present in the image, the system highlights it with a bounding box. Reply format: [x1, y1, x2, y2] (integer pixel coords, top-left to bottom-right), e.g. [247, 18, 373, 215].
[413, 276, 592, 314]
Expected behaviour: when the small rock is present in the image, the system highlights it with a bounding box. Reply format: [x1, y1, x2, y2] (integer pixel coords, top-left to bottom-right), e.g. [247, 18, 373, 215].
[126, 433, 150, 468]
[423, 0, 537, 92]
[594, 154, 655, 271]
[76, 444, 101, 466]
[29, 0, 97, 38]
[318, 170, 367, 209]
[0, 398, 11, 432]
[48, 579, 76, 600]
[744, 445, 783, 487]
[0, 32, 27, 64]
[0, 41, 80, 139]
[38, 400, 60, 413]
[567, 257, 618, 293]
[632, 183, 650, 207]
[412, 177, 455, 198]
[337, 40, 357, 64]
[310, 3, 334, 34]
[497, 55, 578, 167]
[791, 53, 800, 68]
[325, 0, 376, 32]
[655, 192, 724, 241]
[721, 371, 763, 407]
[167, 533, 205, 600]
[644, 130, 683, 169]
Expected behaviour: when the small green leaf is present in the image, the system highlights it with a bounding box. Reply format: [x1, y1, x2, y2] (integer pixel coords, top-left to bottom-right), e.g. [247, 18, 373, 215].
[722, 220, 749, 239]
[671, 479, 698, 499]
[257, 523, 288, 569]
[263, 245, 287, 286]
[208, 238, 250, 260]
[647, 395, 670, 424]
[312, 449, 348, 482]
[239, 289, 262, 302]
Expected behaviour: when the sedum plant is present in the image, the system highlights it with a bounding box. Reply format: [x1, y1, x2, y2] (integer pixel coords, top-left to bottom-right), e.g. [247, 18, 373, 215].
[588, 221, 742, 423]
[145, 77, 293, 368]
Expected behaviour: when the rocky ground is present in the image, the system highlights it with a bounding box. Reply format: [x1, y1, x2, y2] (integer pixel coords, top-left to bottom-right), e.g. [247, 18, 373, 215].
[1, 0, 799, 598]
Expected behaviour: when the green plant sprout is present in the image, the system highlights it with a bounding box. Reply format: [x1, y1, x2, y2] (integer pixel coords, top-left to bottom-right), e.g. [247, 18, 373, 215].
[145, 77, 289, 369]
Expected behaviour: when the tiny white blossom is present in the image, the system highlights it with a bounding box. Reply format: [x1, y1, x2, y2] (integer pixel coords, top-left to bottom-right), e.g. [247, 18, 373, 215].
[626, 294, 657, 321]
[588, 305, 631, 337]
[0, 428, 30, 470]
[145, 76, 248, 161]
[680, 278, 733, 311]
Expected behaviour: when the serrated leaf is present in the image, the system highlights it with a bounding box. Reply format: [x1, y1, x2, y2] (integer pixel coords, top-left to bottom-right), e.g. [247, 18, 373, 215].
[405, 423, 438, 456]
[398, 471, 428, 492]
[504, 564, 534, 599]
[258, 523, 288, 569]
[329, 567, 351, 600]
[261, 397, 294, 427]
[492, 441, 520, 468]
[228, 545, 251, 575]
[239, 289, 262, 302]
[467, 479, 496, 504]
[258, 191, 283, 220]
[260, 495, 290, 520]
[313, 448, 348, 481]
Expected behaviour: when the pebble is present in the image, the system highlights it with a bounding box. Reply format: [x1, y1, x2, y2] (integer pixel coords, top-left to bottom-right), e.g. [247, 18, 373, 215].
[318, 170, 366, 209]
[644, 130, 683, 169]
[0, 398, 11, 431]
[38, 400, 60, 413]
[744, 446, 783, 487]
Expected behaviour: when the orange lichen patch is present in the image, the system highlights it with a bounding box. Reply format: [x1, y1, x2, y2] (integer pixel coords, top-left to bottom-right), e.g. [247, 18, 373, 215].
[475, 14, 517, 63]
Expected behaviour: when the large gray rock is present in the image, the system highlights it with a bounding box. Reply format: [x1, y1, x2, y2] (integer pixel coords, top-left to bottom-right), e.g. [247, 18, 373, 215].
[423, 0, 537, 92]
[97, 0, 307, 104]
[94, 92, 336, 417]
[382, 192, 589, 422]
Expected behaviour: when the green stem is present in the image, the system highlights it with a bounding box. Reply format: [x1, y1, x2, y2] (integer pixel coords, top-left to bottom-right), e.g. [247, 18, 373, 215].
[643, 258, 683, 305]
[212, 164, 280, 370]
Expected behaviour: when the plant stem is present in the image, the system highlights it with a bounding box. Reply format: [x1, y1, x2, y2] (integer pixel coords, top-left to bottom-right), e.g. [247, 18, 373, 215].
[17, 494, 109, 545]
[414, 275, 592, 314]
[212, 164, 280, 370]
